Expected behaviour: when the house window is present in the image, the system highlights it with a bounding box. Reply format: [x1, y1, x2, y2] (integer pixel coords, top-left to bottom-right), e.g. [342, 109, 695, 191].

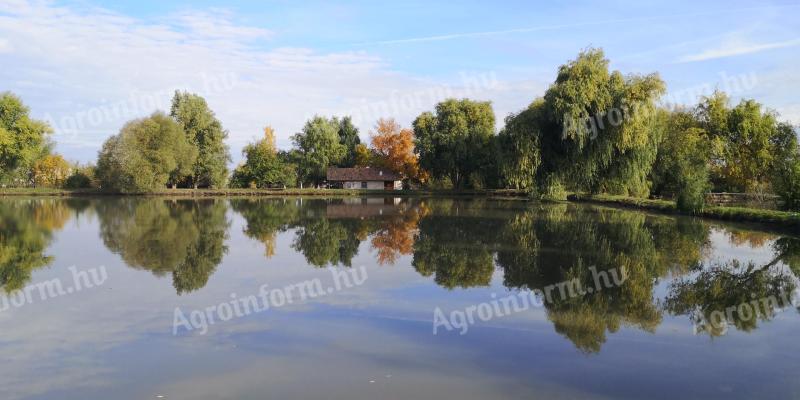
[361, 181, 367, 189]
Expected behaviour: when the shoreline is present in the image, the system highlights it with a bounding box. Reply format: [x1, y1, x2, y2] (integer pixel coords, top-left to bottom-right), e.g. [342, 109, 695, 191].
[0, 187, 530, 198]
[567, 193, 800, 232]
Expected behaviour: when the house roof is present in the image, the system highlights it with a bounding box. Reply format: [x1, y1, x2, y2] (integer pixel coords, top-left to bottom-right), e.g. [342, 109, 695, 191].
[326, 167, 401, 181]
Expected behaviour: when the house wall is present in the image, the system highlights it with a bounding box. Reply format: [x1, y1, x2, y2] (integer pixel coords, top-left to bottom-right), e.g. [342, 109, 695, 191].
[341, 181, 400, 190]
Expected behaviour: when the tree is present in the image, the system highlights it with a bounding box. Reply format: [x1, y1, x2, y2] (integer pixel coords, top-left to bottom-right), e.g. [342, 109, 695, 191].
[496, 99, 544, 190]
[772, 144, 800, 211]
[370, 118, 423, 181]
[64, 164, 97, 189]
[353, 143, 372, 167]
[170, 91, 231, 188]
[32, 154, 71, 188]
[291, 116, 346, 185]
[230, 126, 296, 188]
[696, 91, 789, 192]
[336, 116, 361, 167]
[413, 99, 495, 188]
[650, 108, 712, 213]
[96, 112, 197, 193]
[0, 92, 53, 183]
[537, 48, 665, 197]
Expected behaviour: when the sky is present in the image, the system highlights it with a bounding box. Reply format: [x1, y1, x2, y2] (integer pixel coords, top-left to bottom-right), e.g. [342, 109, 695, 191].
[1, 0, 799, 164]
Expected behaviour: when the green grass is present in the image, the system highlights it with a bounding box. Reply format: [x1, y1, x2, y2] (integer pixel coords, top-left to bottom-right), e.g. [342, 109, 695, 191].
[568, 193, 800, 229]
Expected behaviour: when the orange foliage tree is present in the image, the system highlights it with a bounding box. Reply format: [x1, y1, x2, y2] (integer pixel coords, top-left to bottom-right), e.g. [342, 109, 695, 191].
[370, 118, 426, 182]
[370, 202, 429, 265]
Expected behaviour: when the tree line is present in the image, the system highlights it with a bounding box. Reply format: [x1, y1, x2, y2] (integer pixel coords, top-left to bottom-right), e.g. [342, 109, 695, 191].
[1, 47, 798, 210]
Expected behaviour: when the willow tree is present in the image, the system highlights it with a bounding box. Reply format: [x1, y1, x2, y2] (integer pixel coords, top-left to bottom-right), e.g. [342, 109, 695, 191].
[413, 99, 495, 188]
[496, 99, 544, 190]
[170, 91, 231, 188]
[538, 48, 665, 197]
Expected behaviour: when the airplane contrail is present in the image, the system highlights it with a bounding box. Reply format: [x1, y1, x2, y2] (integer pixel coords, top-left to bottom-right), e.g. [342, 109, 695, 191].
[352, 4, 800, 46]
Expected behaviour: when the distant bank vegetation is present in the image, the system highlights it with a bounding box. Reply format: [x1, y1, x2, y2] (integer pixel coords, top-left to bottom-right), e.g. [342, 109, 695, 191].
[1, 48, 798, 212]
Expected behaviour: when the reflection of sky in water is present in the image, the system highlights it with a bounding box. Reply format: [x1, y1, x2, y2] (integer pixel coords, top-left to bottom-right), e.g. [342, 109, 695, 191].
[0, 198, 799, 399]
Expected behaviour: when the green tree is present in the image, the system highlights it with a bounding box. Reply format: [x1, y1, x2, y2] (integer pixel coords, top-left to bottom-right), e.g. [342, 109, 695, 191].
[0, 92, 53, 184]
[772, 146, 800, 210]
[64, 164, 97, 189]
[697, 91, 790, 193]
[336, 116, 361, 167]
[96, 112, 197, 193]
[413, 99, 496, 188]
[230, 128, 296, 188]
[291, 116, 346, 185]
[170, 91, 231, 188]
[537, 48, 665, 197]
[496, 99, 544, 190]
[650, 109, 712, 213]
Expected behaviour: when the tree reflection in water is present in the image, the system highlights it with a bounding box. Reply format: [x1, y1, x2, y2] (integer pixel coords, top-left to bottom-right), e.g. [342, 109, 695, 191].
[0, 199, 72, 292]
[230, 197, 800, 351]
[97, 198, 229, 294]
[665, 236, 800, 337]
[12, 196, 796, 352]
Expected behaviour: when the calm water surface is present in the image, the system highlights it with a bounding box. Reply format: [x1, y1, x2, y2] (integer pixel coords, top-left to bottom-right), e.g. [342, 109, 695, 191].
[1, 196, 799, 399]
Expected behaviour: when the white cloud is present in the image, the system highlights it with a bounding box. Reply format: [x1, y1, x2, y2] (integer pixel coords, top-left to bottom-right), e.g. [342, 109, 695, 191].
[677, 38, 800, 63]
[0, 1, 534, 164]
[776, 104, 800, 125]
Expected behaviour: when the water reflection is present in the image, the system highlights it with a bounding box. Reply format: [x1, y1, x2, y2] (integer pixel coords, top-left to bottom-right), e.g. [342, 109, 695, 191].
[96, 198, 229, 294]
[0, 199, 71, 292]
[665, 237, 800, 336]
[3, 196, 800, 353]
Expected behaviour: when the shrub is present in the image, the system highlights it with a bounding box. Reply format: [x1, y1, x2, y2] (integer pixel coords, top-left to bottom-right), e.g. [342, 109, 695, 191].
[773, 155, 800, 211]
[676, 170, 710, 214]
[64, 171, 93, 189]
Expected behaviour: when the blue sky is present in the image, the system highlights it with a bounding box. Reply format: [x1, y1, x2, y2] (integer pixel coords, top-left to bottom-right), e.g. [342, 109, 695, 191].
[1, 0, 798, 164]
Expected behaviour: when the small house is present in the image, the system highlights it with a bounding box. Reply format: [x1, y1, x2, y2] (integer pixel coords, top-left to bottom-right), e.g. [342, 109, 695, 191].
[326, 167, 402, 190]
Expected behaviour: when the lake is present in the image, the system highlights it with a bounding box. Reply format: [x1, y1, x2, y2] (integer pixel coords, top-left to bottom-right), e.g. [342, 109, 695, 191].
[1, 196, 799, 399]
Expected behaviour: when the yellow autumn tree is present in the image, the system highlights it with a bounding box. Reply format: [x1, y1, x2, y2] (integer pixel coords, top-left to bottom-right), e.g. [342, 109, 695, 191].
[262, 125, 277, 153]
[33, 154, 71, 188]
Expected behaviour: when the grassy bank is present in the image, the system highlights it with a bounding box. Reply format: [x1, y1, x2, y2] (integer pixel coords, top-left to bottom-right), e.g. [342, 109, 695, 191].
[0, 187, 529, 198]
[568, 193, 800, 229]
